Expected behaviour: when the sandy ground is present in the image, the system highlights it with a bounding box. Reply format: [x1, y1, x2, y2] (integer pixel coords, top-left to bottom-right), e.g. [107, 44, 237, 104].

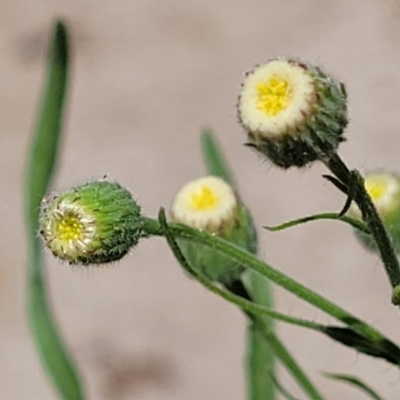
[2, 0, 400, 399]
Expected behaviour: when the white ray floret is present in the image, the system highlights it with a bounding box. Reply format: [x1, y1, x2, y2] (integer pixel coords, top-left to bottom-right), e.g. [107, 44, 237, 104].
[238, 59, 316, 138]
[171, 176, 238, 232]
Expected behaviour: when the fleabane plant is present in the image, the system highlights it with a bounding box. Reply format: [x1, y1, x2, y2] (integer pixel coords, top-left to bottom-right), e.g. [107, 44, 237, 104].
[237, 57, 400, 304]
[29, 25, 400, 400]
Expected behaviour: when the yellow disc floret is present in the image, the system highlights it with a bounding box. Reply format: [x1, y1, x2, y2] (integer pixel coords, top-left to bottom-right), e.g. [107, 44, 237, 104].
[40, 200, 96, 262]
[189, 185, 219, 211]
[256, 76, 292, 116]
[171, 176, 238, 232]
[55, 212, 86, 242]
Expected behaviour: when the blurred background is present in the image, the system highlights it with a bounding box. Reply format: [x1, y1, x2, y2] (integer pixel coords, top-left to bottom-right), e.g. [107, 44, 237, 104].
[2, 0, 400, 398]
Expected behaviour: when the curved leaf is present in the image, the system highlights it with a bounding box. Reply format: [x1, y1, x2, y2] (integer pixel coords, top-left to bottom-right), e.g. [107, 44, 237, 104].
[24, 20, 85, 400]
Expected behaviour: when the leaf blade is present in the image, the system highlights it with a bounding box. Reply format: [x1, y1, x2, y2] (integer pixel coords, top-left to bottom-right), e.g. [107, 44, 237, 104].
[324, 372, 385, 400]
[24, 20, 85, 400]
[200, 128, 236, 187]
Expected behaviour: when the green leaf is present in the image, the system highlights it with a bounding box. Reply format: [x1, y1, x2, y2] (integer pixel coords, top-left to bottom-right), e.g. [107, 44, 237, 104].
[143, 217, 400, 366]
[246, 272, 276, 400]
[200, 129, 275, 399]
[264, 213, 369, 235]
[271, 375, 302, 400]
[158, 209, 324, 400]
[200, 128, 236, 187]
[323, 372, 385, 400]
[24, 21, 85, 400]
[262, 332, 324, 400]
[322, 326, 400, 365]
[158, 211, 322, 331]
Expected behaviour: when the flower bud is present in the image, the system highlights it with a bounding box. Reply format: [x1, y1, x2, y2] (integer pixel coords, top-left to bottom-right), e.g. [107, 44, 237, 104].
[392, 284, 400, 305]
[40, 180, 144, 265]
[348, 171, 400, 253]
[170, 176, 256, 284]
[237, 58, 348, 168]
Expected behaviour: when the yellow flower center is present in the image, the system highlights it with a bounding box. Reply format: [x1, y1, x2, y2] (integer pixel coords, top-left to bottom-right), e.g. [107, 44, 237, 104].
[189, 185, 219, 211]
[256, 76, 292, 116]
[365, 177, 388, 202]
[55, 212, 85, 242]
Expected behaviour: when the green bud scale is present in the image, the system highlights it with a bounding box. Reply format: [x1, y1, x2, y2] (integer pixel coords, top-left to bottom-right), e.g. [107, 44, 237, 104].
[237, 58, 348, 168]
[40, 180, 144, 265]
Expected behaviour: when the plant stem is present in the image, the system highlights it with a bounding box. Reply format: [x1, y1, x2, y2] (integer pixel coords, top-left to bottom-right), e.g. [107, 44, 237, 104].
[322, 153, 400, 294]
[158, 209, 325, 400]
[142, 216, 395, 350]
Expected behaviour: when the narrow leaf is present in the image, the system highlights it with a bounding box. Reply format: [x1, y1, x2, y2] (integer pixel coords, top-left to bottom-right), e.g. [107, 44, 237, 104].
[157, 211, 322, 331]
[200, 129, 275, 399]
[264, 213, 369, 235]
[200, 128, 236, 187]
[157, 221, 400, 365]
[246, 271, 276, 400]
[24, 20, 85, 400]
[271, 375, 302, 400]
[324, 372, 385, 400]
[251, 322, 325, 400]
[159, 209, 324, 400]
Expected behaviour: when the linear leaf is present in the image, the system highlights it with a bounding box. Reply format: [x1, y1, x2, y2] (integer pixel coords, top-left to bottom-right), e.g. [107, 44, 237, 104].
[24, 20, 85, 400]
[323, 372, 385, 400]
[159, 209, 324, 400]
[200, 128, 236, 187]
[265, 213, 369, 235]
[201, 130, 275, 399]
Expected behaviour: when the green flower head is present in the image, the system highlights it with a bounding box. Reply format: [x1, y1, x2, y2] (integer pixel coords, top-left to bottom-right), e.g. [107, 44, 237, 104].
[170, 176, 256, 285]
[40, 180, 144, 265]
[237, 58, 348, 168]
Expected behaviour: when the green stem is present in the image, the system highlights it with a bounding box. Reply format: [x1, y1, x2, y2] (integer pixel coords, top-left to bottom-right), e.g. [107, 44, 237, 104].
[142, 216, 395, 351]
[158, 209, 325, 400]
[323, 153, 400, 293]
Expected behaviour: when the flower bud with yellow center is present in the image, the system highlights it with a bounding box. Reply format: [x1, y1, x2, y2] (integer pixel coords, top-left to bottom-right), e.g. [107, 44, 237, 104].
[348, 171, 400, 253]
[238, 58, 348, 168]
[171, 176, 238, 233]
[170, 176, 256, 284]
[40, 180, 144, 265]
